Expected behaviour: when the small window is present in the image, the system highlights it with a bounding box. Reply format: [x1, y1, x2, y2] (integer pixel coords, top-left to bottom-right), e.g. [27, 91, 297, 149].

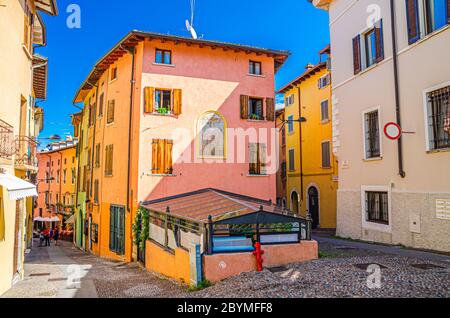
[155, 89, 172, 113]
[71, 168, 75, 184]
[281, 126, 286, 146]
[87, 148, 91, 170]
[321, 141, 331, 168]
[287, 115, 294, 134]
[248, 98, 264, 120]
[111, 67, 117, 81]
[364, 28, 377, 68]
[249, 61, 262, 75]
[426, 85, 450, 150]
[95, 143, 101, 167]
[105, 145, 114, 176]
[94, 180, 99, 204]
[318, 74, 331, 89]
[285, 94, 295, 106]
[288, 149, 295, 171]
[321, 100, 329, 122]
[98, 93, 104, 117]
[63, 169, 67, 184]
[107, 100, 115, 124]
[249, 143, 267, 175]
[364, 110, 381, 158]
[155, 49, 172, 65]
[365, 191, 389, 224]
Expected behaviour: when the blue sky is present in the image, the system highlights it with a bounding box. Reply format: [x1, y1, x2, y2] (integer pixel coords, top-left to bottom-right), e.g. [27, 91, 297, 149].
[38, 0, 329, 139]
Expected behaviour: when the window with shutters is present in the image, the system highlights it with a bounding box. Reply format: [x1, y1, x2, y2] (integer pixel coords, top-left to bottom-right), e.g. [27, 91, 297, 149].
[321, 99, 329, 122]
[23, 5, 33, 52]
[249, 143, 267, 175]
[321, 141, 331, 168]
[248, 98, 264, 120]
[87, 148, 91, 170]
[107, 100, 115, 124]
[425, 84, 450, 150]
[198, 112, 226, 159]
[363, 109, 381, 159]
[353, 19, 384, 74]
[143, 87, 182, 116]
[110, 67, 117, 81]
[288, 149, 295, 171]
[71, 168, 75, 184]
[109, 205, 125, 255]
[284, 94, 294, 106]
[63, 169, 67, 184]
[249, 60, 262, 75]
[155, 49, 172, 65]
[95, 143, 101, 168]
[94, 180, 99, 204]
[98, 93, 104, 117]
[406, 0, 449, 45]
[105, 145, 114, 177]
[151, 139, 173, 175]
[365, 191, 389, 225]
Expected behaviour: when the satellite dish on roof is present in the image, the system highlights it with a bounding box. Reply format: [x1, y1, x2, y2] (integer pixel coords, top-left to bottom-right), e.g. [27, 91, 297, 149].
[185, 19, 198, 39]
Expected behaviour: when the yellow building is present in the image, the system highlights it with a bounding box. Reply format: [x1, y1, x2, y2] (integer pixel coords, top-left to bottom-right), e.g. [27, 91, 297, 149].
[0, 0, 58, 295]
[277, 46, 337, 229]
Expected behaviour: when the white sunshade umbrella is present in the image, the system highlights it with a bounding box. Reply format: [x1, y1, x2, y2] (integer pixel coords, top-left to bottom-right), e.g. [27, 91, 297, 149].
[33, 216, 45, 222]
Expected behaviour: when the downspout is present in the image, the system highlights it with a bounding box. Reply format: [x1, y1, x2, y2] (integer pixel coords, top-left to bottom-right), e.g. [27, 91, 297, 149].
[123, 44, 136, 262]
[122, 45, 136, 213]
[297, 87, 305, 203]
[390, 0, 406, 178]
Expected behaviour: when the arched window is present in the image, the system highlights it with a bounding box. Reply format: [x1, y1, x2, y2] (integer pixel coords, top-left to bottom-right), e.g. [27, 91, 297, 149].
[198, 111, 226, 158]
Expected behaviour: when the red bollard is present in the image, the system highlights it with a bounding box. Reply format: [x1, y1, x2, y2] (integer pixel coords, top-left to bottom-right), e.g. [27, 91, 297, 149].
[252, 242, 264, 272]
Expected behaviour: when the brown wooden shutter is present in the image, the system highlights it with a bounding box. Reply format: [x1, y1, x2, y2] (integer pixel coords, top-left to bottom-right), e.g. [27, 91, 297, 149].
[107, 100, 115, 123]
[353, 35, 361, 75]
[144, 87, 154, 113]
[265, 97, 275, 121]
[158, 139, 165, 174]
[240, 95, 249, 120]
[152, 139, 160, 174]
[172, 89, 182, 115]
[164, 140, 173, 174]
[406, 0, 420, 44]
[375, 19, 384, 63]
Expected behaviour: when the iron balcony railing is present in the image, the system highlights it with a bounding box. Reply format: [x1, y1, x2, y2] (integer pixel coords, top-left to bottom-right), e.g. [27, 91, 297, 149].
[15, 135, 38, 167]
[0, 119, 15, 160]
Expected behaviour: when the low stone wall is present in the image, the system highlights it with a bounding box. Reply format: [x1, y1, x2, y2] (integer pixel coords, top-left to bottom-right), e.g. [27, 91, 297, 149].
[203, 240, 318, 282]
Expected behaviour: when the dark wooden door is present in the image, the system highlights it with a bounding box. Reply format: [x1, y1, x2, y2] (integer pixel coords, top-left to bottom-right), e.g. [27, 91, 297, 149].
[308, 187, 319, 229]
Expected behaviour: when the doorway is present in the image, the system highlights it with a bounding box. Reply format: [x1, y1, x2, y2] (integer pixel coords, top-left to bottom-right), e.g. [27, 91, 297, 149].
[308, 186, 319, 229]
[291, 191, 299, 215]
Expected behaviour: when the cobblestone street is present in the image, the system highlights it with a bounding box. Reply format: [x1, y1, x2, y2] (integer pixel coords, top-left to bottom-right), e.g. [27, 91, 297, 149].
[2, 238, 449, 298]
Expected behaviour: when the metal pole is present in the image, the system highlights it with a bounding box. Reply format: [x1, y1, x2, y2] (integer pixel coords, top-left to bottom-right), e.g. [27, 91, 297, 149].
[207, 215, 213, 255]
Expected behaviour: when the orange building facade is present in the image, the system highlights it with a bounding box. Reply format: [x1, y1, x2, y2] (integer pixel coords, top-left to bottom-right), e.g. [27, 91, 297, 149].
[72, 31, 289, 263]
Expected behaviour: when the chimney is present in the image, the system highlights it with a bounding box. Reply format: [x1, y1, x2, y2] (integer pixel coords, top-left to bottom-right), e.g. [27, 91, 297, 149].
[305, 63, 314, 70]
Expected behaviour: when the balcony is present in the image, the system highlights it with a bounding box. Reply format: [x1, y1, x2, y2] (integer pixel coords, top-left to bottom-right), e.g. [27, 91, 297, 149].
[0, 119, 15, 162]
[15, 136, 38, 171]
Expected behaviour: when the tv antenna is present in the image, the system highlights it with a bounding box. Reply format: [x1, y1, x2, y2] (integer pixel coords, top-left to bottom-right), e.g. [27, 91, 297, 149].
[186, 0, 198, 39]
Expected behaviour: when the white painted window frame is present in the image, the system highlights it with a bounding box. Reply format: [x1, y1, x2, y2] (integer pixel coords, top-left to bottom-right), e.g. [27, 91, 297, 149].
[361, 105, 383, 160]
[360, 185, 392, 233]
[422, 80, 450, 152]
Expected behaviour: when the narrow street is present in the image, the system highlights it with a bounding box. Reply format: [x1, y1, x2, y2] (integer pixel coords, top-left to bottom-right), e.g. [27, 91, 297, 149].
[2, 237, 449, 298]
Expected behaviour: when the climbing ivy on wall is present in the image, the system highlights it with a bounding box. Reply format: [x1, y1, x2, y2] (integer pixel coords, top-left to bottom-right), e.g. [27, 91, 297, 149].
[132, 207, 150, 250]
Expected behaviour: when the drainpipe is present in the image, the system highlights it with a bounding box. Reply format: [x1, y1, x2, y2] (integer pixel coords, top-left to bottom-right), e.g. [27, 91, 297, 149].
[297, 87, 304, 202]
[122, 45, 136, 213]
[390, 0, 406, 178]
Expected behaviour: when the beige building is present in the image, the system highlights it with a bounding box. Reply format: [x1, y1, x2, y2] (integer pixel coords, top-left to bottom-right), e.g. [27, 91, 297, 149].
[312, 0, 450, 252]
[0, 0, 57, 295]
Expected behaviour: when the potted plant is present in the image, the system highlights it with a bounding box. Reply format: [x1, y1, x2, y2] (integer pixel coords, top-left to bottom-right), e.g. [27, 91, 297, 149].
[157, 107, 169, 114]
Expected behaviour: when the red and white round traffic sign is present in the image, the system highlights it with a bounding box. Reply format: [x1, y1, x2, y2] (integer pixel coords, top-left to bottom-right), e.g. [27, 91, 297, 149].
[384, 122, 402, 140]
